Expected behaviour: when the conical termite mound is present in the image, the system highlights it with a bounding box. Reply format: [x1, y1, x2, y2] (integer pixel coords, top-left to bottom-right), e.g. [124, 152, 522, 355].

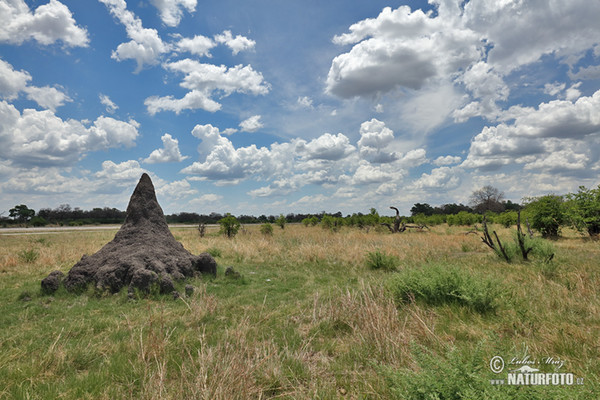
[42, 173, 216, 295]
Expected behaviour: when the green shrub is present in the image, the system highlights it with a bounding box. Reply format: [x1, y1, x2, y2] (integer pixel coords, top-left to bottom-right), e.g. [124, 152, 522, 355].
[565, 185, 600, 236]
[525, 195, 566, 238]
[321, 215, 343, 232]
[446, 211, 482, 226]
[30, 216, 48, 227]
[301, 216, 319, 226]
[387, 263, 502, 314]
[365, 249, 399, 272]
[496, 210, 518, 228]
[260, 223, 274, 236]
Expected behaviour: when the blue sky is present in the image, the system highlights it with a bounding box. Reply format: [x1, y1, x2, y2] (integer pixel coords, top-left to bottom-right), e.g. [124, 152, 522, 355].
[1, 0, 600, 217]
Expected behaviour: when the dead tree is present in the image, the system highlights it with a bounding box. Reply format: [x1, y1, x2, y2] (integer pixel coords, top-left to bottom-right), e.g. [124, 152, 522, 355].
[382, 206, 429, 233]
[480, 217, 510, 262]
[516, 211, 532, 261]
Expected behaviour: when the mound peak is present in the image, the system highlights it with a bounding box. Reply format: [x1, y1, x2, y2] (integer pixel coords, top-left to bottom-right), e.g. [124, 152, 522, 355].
[45, 173, 216, 294]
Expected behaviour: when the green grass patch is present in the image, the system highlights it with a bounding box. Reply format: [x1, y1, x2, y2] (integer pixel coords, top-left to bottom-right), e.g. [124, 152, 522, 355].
[386, 263, 503, 314]
[366, 248, 399, 271]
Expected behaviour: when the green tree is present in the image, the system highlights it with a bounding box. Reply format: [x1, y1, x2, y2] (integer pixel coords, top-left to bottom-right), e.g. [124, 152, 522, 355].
[411, 203, 434, 216]
[525, 195, 566, 238]
[275, 214, 286, 229]
[566, 185, 600, 236]
[9, 204, 35, 223]
[218, 213, 241, 238]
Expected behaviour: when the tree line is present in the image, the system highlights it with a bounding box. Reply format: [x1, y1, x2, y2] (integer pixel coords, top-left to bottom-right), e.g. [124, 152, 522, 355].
[3, 184, 600, 239]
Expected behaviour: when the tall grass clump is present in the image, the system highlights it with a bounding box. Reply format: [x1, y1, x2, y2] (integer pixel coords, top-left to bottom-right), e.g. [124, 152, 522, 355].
[18, 248, 39, 263]
[365, 249, 399, 272]
[386, 263, 502, 314]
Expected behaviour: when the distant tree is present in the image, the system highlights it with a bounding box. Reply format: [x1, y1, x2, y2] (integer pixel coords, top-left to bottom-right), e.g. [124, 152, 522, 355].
[436, 203, 473, 215]
[502, 200, 522, 211]
[470, 186, 505, 214]
[9, 204, 35, 223]
[411, 203, 434, 216]
[276, 214, 286, 229]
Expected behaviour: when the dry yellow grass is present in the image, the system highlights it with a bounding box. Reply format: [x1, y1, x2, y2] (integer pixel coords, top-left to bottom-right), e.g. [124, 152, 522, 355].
[0, 223, 598, 398]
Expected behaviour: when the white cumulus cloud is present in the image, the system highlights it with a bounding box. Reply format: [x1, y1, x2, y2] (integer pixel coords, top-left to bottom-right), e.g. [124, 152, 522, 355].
[239, 115, 264, 132]
[143, 133, 188, 164]
[150, 0, 196, 27]
[0, 0, 89, 47]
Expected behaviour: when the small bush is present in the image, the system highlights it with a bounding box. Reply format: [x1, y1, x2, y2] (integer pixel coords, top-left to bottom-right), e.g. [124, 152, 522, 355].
[365, 249, 399, 271]
[387, 263, 502, 314]
[260, 223, 274, 236]
[30, 216, 48, 227]
[18, 249, 39, 263]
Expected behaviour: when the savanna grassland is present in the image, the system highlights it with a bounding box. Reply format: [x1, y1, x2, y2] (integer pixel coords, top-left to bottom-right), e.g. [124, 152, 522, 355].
[0, 224, 598, 399]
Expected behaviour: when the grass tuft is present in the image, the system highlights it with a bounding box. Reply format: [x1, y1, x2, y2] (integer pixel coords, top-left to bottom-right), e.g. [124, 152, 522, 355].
[366, 249, 399, 271]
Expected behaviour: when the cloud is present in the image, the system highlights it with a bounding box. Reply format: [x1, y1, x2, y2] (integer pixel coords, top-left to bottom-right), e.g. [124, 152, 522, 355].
[0, 59, 31, 99]
[326, 5, 481, 98]
[150, 0, 196, 27]
[95, 160, 146, 183]
[412, 166, 461, 190]
[433, 155, 462, 166]
[0, 59, 70, 111]
[463, 89, 600, 172]
[357, 118, 397, 163]
[298, 133, 355, 161]
[145, 90, 221, 114]
[0, 0, 89, 47]
[214, 30, 256, 55]
[297, 96, 313, 109]
[156, 178, 198, 199]
[176, 35, 215, 57]
[146, 60, 269, 114]
[99, 94, 119, 114]
[352, 161, 394, 185]
[453, 61, 509, 121]
[182, 124, 294, 181]
[462, 0, 600, 74]
[24, 86, 71, 112]
[143, 133, 188, 164]
[0, 101, 139, 167]
[99, 0, 170, 72]
[239, 115, 263, 132]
